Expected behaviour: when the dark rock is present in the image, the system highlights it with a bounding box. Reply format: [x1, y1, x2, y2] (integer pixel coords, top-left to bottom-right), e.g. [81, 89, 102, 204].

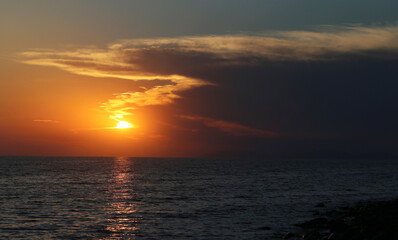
[283, 232, 295, 239]
[302, 231, 323, 240]
[329, 219, 347, 232]
[315, 203, 325, 208]
[296, 217, 329, 228]
[312, 210, 320, 216]
[327, 232, 335, 240]
[257, 226, 271, 230]
[293, 199, 398, 240]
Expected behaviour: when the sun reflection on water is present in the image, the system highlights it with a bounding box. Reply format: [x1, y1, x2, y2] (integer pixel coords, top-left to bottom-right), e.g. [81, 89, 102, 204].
[105, 157, 140, 238]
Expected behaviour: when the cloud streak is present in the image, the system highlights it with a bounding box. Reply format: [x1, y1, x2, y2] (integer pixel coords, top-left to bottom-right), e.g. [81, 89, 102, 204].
[33, 119, 59, 123]
[110, 25, 398, 62]
[100, 77, 207, 121]
[180, 115, 278, 137]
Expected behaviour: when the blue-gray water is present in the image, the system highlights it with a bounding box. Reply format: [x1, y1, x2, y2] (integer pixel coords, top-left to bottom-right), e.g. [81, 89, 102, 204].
[1, 157, 397, 239]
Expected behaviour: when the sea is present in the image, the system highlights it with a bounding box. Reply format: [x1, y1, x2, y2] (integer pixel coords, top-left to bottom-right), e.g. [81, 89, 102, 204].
[1, 156, 397, 239]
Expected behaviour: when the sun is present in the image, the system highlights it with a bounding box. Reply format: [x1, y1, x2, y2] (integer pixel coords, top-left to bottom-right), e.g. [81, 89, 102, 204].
[115, 121, 133, 129]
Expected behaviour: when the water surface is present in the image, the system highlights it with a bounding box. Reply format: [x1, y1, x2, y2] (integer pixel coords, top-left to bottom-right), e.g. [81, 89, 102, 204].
[1, 157, 397, 239]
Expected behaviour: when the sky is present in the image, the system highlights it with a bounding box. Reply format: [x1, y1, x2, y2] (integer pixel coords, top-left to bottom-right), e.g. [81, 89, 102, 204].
[1, 1, 398, 157]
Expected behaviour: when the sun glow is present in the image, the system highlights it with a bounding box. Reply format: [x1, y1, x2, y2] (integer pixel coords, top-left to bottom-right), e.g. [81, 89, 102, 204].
[115, 121, 133, 129]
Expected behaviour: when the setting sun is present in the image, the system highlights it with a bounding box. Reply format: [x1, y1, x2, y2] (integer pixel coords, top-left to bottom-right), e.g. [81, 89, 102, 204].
[115, 121, 133, 129]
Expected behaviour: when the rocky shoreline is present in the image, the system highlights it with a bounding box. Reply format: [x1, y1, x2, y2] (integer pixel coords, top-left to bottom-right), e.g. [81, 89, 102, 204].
[280, 199, 398, 240]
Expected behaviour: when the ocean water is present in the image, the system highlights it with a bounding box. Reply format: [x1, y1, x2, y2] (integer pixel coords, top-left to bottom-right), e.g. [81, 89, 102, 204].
[0, 157, 397, 239]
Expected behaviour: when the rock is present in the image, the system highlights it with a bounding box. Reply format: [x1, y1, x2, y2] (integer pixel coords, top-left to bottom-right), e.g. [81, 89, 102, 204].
[296, 217, 329, 228]
[327, 232, 335, 239]
[329, 219, 347, 232]
[292, 199, 398, 240]
[257, 226, 271, 230]
[312, 210, 320, 216]
[283, 232, 295, 239]
[315, 203, 325, 208]
[302, 231, 323, 240]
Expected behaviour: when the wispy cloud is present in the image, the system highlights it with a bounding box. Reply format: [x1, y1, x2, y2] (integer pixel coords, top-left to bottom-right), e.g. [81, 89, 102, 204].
[33, 119, 59, 123]
[109, 25, 398, 62]
[20, 25, 398, 123]
[100, 77, 208, 121]
[180, 115, 278, 137]
[19, 49, 210, 122]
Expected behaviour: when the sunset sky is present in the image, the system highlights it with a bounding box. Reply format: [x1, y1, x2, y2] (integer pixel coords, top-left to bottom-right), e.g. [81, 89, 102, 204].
[1, 0, 398, 157]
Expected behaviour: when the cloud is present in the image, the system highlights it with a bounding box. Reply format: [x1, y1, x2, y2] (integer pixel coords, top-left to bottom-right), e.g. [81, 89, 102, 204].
[20, 25, 398, 78]
[20, 49, 211, 122]
[19, 25, 398, 122]
[180, 115, 278, 137]
[33, 119, 59, 123]
[100, 77, 208, 121]
[110, 25, 398, 62]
